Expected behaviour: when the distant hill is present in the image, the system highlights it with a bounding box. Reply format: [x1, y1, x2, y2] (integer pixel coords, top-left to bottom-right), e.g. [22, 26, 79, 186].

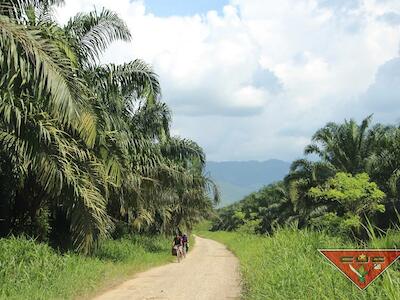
[205, 160, 291, 207]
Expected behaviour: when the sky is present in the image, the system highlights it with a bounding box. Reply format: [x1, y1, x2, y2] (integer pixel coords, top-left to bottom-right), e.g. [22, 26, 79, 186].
[56, 0, 400, 162]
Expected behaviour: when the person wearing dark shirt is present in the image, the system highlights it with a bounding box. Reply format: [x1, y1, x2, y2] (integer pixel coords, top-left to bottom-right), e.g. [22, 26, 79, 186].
[182, 233, 188, 257]
[172, 234, 183, 262]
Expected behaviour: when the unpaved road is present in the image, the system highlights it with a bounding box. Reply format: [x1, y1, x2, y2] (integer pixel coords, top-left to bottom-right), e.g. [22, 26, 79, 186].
[94, 236, 241, 300]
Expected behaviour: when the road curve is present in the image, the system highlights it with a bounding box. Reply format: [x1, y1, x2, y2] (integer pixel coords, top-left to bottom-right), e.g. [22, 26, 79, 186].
[94, 236, 241, 300]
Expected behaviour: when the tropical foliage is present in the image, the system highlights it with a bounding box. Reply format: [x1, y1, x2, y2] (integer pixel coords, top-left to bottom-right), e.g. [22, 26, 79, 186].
[211, 116, 400, 239]
[308, 172, 385, 235]
[0, 0, 217, 253]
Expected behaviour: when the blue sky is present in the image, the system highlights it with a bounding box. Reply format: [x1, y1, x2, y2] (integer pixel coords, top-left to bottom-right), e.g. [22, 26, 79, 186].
[143, 0, 228, 16]
[59, 0, 400, 162]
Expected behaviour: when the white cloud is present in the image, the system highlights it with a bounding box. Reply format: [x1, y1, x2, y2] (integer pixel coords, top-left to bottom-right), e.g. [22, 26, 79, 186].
[56, 0, 400, 161]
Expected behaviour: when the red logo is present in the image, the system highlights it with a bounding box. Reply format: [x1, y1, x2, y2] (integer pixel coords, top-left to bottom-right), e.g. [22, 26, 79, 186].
[319, 249, 400, 290]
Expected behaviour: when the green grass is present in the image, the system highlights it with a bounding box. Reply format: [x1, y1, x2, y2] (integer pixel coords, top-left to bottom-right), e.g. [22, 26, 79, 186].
[196, 227, 400, 300]
[0, 235, 173, 300]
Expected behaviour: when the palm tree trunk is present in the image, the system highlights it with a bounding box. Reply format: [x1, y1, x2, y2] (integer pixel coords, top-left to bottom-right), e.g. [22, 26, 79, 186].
[0, 196, 10, 237]
[0, 157, 13, 237]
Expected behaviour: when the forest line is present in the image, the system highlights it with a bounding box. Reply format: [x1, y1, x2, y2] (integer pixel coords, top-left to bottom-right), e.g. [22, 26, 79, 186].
[0, 0, 217, 254]
[212, 116, 400, 240]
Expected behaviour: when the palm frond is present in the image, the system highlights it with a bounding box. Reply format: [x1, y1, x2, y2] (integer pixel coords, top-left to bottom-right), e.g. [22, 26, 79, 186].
[65, 8, 131, 66]
[0, 16, 87, 124]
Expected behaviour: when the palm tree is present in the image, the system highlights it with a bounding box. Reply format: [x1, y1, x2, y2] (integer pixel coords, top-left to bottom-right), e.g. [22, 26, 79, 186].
[0, 0, 148, 251]
[304, 116, 381, 174]
[255, 183, 298, 232]
[284, 159, 335, 226]
[0, 0, 109, 252]
[67, 5, 219, 241]
[366, 126, 400, 228]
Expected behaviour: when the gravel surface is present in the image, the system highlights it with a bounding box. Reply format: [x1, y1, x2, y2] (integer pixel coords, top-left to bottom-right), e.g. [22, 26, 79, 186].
[94, 236, 241, 300]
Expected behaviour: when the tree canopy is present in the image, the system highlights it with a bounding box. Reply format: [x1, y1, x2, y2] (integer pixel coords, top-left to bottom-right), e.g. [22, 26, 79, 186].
[0, 0, 218, 253]
[212, 117, 400, 239]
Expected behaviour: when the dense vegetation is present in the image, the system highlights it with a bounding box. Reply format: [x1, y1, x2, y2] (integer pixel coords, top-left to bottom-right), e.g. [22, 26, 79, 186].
[0, 0, 218, 254]
[197, 228, 400, 300]
[0, 235, 172, 299]
[212, 116, 400, 239]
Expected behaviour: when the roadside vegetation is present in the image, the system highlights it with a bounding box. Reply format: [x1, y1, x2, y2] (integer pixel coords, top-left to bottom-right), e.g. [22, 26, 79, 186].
[197, 227, 400, 300]
[0, 235, 172, 299]
[208, 116, 400, 298]
[212, 116, 400, 239]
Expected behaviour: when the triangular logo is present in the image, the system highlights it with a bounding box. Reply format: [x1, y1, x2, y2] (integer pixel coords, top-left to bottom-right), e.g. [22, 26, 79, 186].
[319, 249, 400, 290]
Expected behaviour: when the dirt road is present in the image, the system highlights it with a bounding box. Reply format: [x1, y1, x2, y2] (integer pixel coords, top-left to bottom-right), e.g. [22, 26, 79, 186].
[94, 236, 241, 300]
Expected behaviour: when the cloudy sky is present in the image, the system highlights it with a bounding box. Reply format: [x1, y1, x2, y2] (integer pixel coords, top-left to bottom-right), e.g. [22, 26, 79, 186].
[57, 0, 400, 162]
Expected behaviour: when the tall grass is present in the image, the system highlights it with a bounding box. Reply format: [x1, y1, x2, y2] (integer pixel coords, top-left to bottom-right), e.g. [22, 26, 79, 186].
[0, 235, 172, 300]
[197, 228, 400, 300]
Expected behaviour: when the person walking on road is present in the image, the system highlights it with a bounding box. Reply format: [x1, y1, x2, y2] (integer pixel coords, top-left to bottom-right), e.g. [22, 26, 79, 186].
[182, 233, 189, 257]
[172, 233, 183, 262]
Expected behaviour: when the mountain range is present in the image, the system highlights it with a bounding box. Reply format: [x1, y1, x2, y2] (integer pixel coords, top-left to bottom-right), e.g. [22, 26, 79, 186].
[205, 160, 291, 207]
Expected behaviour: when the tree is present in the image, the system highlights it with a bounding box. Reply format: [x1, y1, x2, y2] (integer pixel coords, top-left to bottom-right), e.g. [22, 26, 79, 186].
[285, 159, 335, 226]
[0, 0, 218, 253]
[0, 0, 108, 251]
[210, 182, 297, 234]
[308, 172, 385, 236]
[304, 116, 382, 174]
[365, 126, 400, 228]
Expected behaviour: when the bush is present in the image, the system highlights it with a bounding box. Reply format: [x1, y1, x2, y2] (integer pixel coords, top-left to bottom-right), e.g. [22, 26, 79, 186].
[237, 219, 261, 234]
[93, 235, 170, 262]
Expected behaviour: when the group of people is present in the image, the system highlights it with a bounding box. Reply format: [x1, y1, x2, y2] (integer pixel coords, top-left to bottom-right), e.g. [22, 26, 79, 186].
[172, 232, 189, 262]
